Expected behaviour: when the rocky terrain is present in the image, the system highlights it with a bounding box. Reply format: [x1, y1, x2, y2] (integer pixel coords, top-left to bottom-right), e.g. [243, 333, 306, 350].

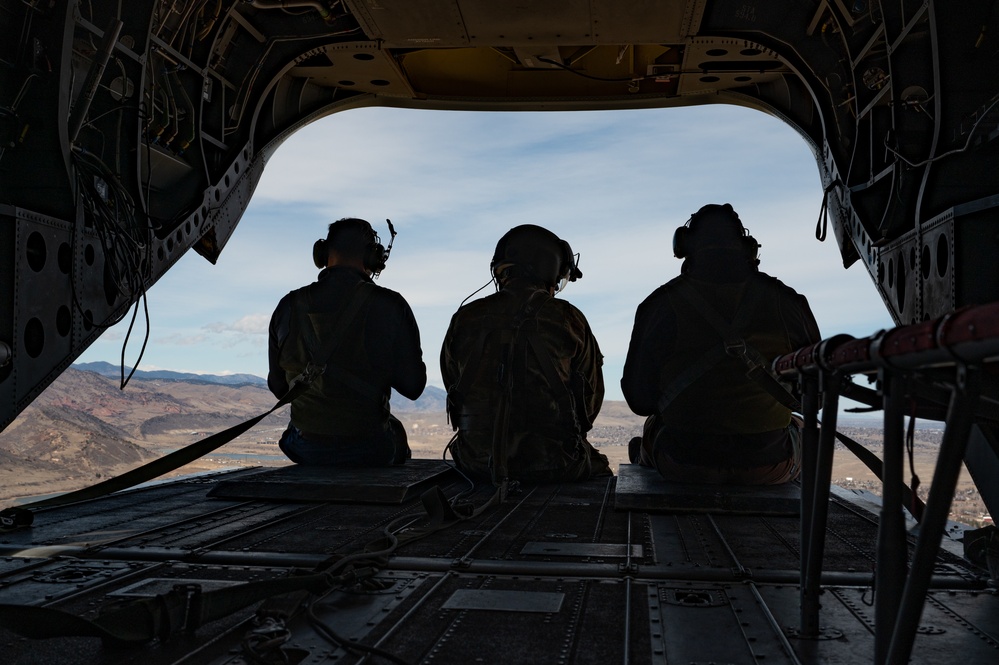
[0, 368, 989, 527]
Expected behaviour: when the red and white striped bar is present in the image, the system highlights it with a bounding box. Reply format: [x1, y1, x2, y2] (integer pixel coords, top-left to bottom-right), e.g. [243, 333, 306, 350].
[773, 302, 999, 376]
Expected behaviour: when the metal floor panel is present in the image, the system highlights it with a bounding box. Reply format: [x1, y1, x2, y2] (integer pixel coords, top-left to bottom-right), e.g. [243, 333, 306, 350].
[207, 459, 457, 503]
[0, 471, 993, 664]
[0, 560, 292, 665]
[354, 573, 635, 665]
[650, 581, 799, 664]
[755, 584, 999, 664]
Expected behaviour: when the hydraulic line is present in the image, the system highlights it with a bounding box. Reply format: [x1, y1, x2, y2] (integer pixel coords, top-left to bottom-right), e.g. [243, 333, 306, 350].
[196, 0, 224, 41]
[168, 69, 196, 151]
[159, 65, 179, 145]
[246, 0, 335, 23]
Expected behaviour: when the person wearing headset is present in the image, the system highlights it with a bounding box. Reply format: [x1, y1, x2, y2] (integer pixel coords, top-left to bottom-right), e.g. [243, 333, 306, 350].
[441, 224, 611, 484]
[268, 217, 426, 466]
[622, 204, 820, 484]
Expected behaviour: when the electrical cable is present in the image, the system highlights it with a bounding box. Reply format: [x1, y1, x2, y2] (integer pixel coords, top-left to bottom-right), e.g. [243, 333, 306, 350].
[70, 144, 154, 388]
[536, 56, 785, 84]
[537, 56, 637, 82]
[240, 617, 293, 665]
[300, 505, 462, 664]
[885, 95, 999, 168]
[80, 102, 144, 130]
[442, 433, 477, 500]
[458, 277, 494, 308]
[118, 286, 151, 390]
[306, 597, 412, 665]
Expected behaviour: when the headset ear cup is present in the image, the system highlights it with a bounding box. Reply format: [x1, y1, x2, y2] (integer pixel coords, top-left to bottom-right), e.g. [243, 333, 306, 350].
[743, 234, 760, 264]
[365, 242, 387, 273]
[673, 226, 688, 259]
[313, 239, 328, 269]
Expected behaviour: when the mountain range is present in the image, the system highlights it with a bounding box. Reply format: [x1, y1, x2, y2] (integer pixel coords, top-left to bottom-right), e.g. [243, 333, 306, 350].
[74, 361, 271, 387]
[0, 364, 447, 502]
[71, 361, 448, 411]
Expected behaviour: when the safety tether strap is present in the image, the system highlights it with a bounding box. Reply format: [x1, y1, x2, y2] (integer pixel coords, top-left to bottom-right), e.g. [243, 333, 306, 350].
[663, 278, 801, 413]
[834, 430, 926, 522]
[0, 386, 304, 530]
[0, 283, 374, 531]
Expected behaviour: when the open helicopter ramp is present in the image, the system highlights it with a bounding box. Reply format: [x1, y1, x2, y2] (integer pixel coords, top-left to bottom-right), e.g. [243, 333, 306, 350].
[0, 461, 995, 665]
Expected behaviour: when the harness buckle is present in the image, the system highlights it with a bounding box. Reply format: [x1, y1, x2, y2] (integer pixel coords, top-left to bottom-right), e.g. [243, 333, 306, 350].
[0, 507, 33, 531]
[724, 338, 748, 360]
[290, 362, 326, 390]
[171, 583, 203, 635]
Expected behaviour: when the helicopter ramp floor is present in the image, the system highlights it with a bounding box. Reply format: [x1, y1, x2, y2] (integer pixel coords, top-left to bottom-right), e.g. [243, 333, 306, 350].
[0, 462, 995, 664]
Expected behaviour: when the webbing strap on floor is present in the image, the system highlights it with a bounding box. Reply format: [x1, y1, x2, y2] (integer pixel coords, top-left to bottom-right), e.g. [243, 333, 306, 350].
[0, 379, 308, 532]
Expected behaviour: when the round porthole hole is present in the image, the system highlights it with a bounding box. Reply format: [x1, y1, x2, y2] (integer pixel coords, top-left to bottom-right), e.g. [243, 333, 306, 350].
[56, 306, 71, 337]
[24, 318, 44, 358]
[26, 232, 46, 272]
[58, 242, 71, 274]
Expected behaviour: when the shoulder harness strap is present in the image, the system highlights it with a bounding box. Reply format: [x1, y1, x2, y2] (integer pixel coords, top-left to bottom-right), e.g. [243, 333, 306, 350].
[658, 278, 800, 413]
[291, 281, 381, 402]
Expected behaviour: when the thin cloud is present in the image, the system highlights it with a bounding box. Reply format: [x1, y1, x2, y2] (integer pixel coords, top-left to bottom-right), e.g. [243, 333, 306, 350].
[204, 314, 271, 335]
[154, 333, 209, 347]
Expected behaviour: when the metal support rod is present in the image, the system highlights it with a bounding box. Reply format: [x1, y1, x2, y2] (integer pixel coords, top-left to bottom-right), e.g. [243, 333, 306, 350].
[886, 366, 981, 664]
[69, 18, 123, 143]
[801, 372, 841, 637]
[622, 577, 632, 665]
[875, 371, 909, 664]
[798, 371, 821, 636]
[622, 510, 633, 665]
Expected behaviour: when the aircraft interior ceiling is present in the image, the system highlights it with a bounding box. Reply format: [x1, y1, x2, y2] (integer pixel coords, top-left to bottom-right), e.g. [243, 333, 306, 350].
[0, 2, 997, 489]
[3, 4, 999, 663]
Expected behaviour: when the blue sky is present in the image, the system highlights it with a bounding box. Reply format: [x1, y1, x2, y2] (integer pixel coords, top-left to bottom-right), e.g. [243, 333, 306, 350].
[78, 104, 894, 401]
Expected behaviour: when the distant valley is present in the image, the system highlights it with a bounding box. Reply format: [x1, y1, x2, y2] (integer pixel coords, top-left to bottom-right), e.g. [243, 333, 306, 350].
[0, 365, 449, 503]
[0, 365, 989, 527]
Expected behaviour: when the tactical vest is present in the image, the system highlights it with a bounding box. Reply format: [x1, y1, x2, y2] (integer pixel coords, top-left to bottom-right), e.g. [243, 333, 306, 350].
[447, 290, 587, 480]
[280, 283, 388, 437]
[658, 275, 793, 434]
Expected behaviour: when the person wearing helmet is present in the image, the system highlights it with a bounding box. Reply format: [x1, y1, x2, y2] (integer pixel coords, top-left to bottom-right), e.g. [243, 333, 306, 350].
[622, 204, 820, 484]
[268, 218, 427, 466]
[441, 224, 611, 484]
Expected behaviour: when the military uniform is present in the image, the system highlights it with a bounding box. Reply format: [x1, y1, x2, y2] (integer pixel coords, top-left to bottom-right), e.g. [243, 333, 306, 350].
[441, 278, 610, 483]
[268, 265, 426, 465]
[623, 270, 820, 484]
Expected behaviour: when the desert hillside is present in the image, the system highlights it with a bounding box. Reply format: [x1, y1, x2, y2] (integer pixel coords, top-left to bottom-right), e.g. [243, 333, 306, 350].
[0, 368, 989, 526]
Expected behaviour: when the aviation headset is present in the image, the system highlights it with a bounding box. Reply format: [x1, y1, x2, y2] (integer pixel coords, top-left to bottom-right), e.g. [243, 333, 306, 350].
[312, 217, 396, 275]
[491, 224, 582, 292]
[672, 203, 760, 265]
